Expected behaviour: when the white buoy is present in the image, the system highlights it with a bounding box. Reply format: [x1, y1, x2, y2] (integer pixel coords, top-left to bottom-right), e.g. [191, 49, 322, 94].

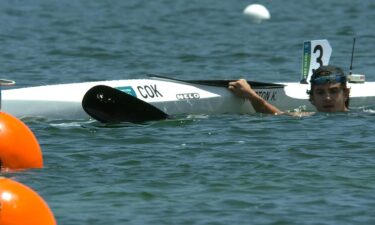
[243, 4, 270, 23]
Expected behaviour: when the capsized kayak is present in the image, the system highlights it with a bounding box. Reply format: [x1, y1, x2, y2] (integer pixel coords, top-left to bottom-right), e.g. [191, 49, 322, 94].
[2, 75, 375, 121]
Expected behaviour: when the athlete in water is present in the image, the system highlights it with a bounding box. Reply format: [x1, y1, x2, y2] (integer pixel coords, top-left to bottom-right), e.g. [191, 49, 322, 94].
[228, 65, 350, 114]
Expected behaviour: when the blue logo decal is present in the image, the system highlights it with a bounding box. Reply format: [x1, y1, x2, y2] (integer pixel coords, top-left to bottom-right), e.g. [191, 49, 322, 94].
[116, 86, 137, 97]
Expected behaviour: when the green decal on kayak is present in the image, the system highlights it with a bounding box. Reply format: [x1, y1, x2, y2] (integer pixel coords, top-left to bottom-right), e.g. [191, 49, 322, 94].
[116, 86, 137, 97]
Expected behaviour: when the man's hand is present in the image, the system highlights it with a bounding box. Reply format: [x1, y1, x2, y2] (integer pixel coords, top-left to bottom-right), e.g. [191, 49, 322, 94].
[228, 79, 257, 99]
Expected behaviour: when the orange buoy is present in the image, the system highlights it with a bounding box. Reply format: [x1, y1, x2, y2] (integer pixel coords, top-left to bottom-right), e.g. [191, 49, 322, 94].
[0, 177, 57, 225]
[0, 112, 43, 170]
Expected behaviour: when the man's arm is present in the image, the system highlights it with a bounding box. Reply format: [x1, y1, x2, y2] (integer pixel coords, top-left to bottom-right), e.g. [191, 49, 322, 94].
[228, 79, 283, 114]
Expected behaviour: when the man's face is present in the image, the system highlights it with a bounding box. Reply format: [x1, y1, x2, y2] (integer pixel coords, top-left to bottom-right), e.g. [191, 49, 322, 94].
[310, 83, 349, 113]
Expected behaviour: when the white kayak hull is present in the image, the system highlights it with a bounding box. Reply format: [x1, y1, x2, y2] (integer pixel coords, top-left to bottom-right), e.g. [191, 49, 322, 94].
[1, 77, 375, 120]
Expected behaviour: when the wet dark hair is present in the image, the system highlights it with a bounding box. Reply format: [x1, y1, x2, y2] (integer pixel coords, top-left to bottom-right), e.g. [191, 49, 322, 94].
[307, 65, 350, 108]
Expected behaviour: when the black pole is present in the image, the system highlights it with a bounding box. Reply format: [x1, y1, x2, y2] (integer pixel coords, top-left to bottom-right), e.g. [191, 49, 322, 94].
[349, 37, 356, 75]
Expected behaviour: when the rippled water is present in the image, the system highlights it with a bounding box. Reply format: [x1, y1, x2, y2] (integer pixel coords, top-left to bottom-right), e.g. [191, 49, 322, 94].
[1, 0, 375, 224]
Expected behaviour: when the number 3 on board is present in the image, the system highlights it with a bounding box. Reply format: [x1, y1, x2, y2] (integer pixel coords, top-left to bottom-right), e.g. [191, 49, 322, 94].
[300, 39, 332, 84]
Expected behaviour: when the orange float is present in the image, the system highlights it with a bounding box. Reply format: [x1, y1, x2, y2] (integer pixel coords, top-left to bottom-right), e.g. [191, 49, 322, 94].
[0, 112, 43, 170]
[0, 177, 57, 225]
